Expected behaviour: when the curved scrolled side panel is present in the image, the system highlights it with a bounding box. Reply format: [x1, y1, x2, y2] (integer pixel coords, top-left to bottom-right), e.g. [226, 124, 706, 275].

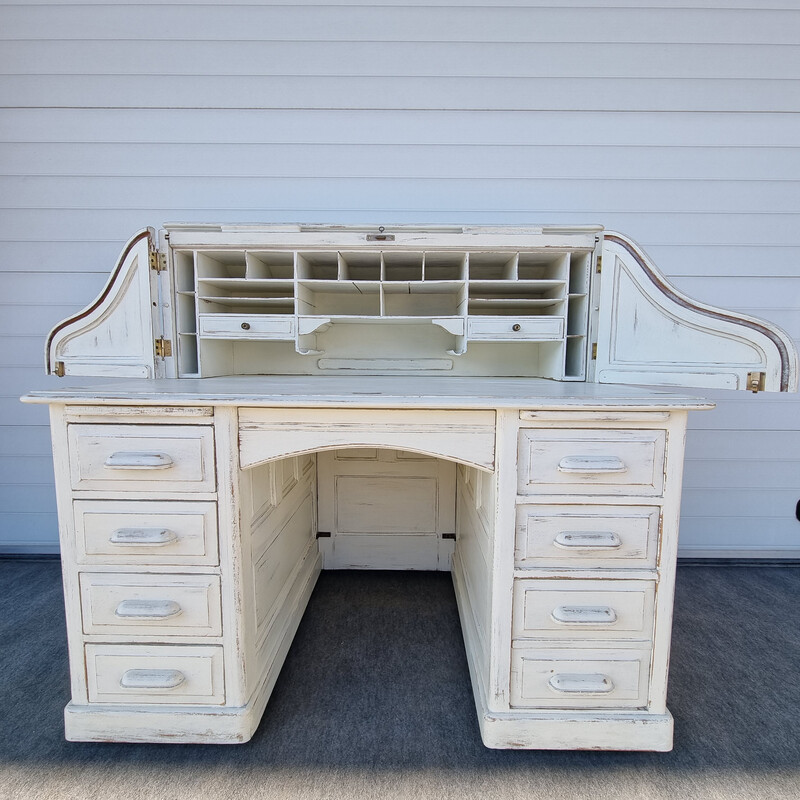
[46, 229, 157, 378]
[596, 233, 798, 393]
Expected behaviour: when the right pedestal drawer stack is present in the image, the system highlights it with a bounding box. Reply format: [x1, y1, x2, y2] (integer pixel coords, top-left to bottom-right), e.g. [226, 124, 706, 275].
[511, 412, 682, 715]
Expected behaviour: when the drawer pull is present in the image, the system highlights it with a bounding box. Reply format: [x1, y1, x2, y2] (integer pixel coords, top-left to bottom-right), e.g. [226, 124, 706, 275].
[554, 531, 621, 549]
[104, 451, 174, 470]
[109, 528, 178, 546]
[548, 673, 614, 694]
[114, 599, 183, 619]
[557, 455, 627, 474]
[120, 669, 186, 690]
[551, 605, 618, 624]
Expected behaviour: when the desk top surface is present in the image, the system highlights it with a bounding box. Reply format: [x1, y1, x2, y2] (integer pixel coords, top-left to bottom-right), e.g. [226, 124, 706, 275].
[23, 375, 714, 410]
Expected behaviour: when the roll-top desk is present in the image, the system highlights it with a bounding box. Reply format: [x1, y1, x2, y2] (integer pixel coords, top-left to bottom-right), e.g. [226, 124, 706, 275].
[23, 224, 797, 750]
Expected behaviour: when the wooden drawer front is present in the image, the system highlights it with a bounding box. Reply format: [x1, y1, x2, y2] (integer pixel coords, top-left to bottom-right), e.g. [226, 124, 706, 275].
[198, 314, 296, 340]
[515, 505, 659, 569]
[510, 646, 650, 709]
[85, 644, 225, 705]
[468, 317, 564, 341]
[74, 500, 218, 566]
[80, 574, 222, 637]
[68, 424, 216, 493]
[518, 429, 666, 496]
[513, 579, 655, 640]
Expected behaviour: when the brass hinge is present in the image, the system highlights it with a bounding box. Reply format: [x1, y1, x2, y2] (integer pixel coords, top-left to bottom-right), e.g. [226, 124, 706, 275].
[747, 371, 766, 393]
[591, 343, 598, 360]
[149, 249, 167, 272]
[155, 338, 172, 358]
[54, 360, 65, 377]
[595, 255, 602, 274]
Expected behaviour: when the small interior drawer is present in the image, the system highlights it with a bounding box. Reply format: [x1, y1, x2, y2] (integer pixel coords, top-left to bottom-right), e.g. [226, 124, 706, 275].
[74, 499, 219, 566]
[510, 646, 651, 709]
[518, 429, 666, 496]
[515, 504, 660, 569]
[198, 314, 296, 340]
[512, 578, 655, 640]
[467, 317, 564, 341]
[85, 644, 225, 705]
[68, 424, 216, 493]
[80, 573, 222, 637]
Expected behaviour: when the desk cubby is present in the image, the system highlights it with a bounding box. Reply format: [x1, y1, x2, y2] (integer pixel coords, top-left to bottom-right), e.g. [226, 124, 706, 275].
[173, 246, 593, 380]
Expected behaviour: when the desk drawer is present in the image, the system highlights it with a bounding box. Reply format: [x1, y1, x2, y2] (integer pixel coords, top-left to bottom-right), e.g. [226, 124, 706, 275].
[518, 429, 666, 496]
[74, 500, 218, 566]
[515, 504, 660, 569]
[85, 644, 225, 705]
[467, 317, 564, 341]
[198, 314, 296, 340]
[80, 573, 222, 637]
[68, 424, 216, 493]
[512, 579, 655, 641]
[510, 646, 650, 709]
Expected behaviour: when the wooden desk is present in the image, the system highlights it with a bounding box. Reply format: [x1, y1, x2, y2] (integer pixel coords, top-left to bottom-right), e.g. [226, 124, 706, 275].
[25, 377, 712, 749]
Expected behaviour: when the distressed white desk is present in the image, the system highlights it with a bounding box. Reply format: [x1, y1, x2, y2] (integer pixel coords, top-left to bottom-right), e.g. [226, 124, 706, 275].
[24, 224, 797, 749]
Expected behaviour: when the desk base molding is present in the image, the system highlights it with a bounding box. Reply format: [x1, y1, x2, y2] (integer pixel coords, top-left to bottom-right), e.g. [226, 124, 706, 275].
[64, 701, 259, 745]
[478, 710, 674, 751]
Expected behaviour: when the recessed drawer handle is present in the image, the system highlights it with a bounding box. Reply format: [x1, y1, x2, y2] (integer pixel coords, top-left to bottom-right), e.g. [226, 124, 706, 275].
[557, 455, 627, 474]
[104, 451, 174, 470]
[120, 669, 185, 690]
[548, 673, 615, 694]
[115, 599, 183, 619]
[554, 531, 621, 549]
[109, 528, 178, 546]
[551, 605, 618, 624]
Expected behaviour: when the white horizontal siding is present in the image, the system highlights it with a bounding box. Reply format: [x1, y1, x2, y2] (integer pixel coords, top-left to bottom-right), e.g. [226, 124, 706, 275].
[3, 109, 800, 147]
[2, 2, 799, 556]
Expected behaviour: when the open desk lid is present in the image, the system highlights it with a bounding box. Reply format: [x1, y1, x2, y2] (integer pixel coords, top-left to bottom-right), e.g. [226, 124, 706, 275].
[46, 228, 161, 379]
[594, 232, 797, 393]
[43, 224, 798, 393]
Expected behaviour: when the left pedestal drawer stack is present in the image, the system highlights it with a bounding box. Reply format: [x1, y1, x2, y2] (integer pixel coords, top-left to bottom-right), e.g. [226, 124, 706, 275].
[50, 407, 226, 733]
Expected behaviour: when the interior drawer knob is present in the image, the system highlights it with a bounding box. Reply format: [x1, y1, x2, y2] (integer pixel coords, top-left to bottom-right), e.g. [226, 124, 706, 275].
[551, 605, 618, 624]
[557, 455, 627, 474]
[512, 323, 522, 332]
[109, 528, 178, 546]
[120, 669, 186, 690]
[548, 673, 614, 694]
[554, 531, 621, 549]
[104, 451, 174, 470]
[115, 599, 183, 619]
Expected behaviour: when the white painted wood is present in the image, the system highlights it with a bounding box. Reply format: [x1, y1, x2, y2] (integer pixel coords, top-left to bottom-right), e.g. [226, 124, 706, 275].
[74, 500, 218, 566]
[85, 644, 225, 705]
[45, 230, 157, 379]
[318, 448, 455, 571]
[512, 579, 655, 640]
[518, 429, 667, 496]
[515, 504, 660, 569]
[597, 234, 798, 393]
[68, 424, 216, 494]
[239, 408, 496, 470]
[510, 646, 651, 709]
[79, 573, 222, 637]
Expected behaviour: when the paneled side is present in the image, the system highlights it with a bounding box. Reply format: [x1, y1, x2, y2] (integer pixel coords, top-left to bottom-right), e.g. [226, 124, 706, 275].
[454, 465, 495, 689]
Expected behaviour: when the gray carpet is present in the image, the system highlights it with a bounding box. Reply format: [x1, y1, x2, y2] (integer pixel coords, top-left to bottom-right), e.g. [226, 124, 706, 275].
[1, 561, 798, 800]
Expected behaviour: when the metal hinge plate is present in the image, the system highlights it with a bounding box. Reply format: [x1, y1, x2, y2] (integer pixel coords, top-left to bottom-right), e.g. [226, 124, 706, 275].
[155, 338, 172, 358]
[54, 360, 65, 377]
[596, 255, 602, 274]
[149, 250, 167, 272]
[747, 371, 766, 393]
[591, 342, 598, 360]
